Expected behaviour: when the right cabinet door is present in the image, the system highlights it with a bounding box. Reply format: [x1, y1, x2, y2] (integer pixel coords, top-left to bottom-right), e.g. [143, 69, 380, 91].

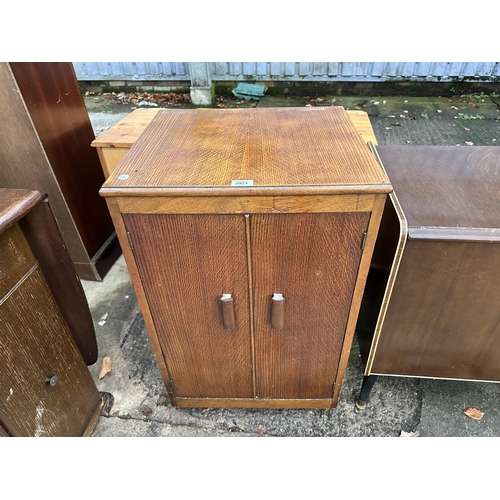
[251, 212, 370, 400]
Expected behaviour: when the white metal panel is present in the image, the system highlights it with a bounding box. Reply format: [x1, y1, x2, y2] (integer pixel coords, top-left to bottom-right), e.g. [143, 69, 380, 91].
[72, 62, 500, 82]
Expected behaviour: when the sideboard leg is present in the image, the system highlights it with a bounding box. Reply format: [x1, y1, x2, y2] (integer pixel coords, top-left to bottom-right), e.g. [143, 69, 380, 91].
[356, 375, 378, 410]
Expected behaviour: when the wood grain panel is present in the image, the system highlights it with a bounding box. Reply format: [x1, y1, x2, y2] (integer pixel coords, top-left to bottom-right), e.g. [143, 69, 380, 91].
[124, 213, 253, 398]
[92, 109, 375, 149]
[0, 266, 101, 437]
[0, 189, 46, 233]
[18, 200, 98, 365]
[175, 398, 332, 409]
[117, 194, 375, 215]
[8, 62, 114, 259]
[103, 107, 390, 191]
[98, 148, 129, 178]
[371, 240, 500, 380]
[251, 212, 370, 399]
[0, 224, 35, 299]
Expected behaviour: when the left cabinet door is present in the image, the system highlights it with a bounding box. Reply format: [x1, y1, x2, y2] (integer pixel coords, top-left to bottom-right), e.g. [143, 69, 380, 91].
[124, 214, 253, 399]
[0, 224, 101, 437]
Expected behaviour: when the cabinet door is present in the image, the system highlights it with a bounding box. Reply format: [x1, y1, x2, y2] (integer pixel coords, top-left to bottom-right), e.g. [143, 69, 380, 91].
[0, 266, 101, 437]
[251, 212, 370, 400]
[124, 214, 253, 399]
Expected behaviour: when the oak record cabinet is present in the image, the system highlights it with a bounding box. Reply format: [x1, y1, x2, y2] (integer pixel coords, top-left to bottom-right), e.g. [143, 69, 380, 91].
[100, 107, 392, 408]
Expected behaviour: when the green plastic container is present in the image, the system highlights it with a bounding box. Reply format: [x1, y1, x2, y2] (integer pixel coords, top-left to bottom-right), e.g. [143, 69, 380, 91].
[232, 82, 268, 100]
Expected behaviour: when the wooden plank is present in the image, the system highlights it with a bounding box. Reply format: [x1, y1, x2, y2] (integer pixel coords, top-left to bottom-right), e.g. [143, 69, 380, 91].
[117, 194, 376, 215]
[331, 193, 387, 405]
[103, 107, 391, 191]
[346, 110, 378, 145]
[175, 398, 332, 409]
[8, 62, 115, 260]
[105, 199, 177, 404]
[0, 189, 46, 234]
[91, 108, 161, 148]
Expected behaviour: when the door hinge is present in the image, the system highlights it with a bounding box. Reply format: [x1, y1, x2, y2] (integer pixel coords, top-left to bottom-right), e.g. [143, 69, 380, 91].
[360, 230, 367, 251]
[126, 231, 134, 251]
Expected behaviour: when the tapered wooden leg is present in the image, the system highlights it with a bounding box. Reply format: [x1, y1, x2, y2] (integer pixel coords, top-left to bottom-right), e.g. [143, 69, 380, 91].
[356, 375, 378, 410]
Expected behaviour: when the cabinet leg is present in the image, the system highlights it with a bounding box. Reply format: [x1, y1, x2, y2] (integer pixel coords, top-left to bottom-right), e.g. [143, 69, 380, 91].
[355, 375, 378, 410]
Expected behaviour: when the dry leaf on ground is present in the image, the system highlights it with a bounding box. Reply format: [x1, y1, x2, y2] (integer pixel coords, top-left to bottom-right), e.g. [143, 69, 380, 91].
[258, 424, 265, 436]
[463, 407, 484, 420]
[98, 356, 113, 379]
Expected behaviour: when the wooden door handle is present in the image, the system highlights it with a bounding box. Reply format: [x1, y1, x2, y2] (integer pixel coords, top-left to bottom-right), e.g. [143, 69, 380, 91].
[220, 294, 235, 330]
[271, 293, 285, 330]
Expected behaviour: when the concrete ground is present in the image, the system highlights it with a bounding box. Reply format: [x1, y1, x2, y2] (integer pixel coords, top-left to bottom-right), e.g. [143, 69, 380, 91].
[81, 89, 500, 437]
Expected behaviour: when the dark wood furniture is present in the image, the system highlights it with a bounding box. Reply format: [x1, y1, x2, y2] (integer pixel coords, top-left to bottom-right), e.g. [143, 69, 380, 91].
[0, 189, 105, 436]
[356, 146, 500, 407]
[0, 62, 120, 281]
[100, 107, 392, 409]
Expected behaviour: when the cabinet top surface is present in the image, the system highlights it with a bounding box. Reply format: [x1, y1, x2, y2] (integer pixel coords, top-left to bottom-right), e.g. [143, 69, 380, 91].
[377, 145, 500, 231]
[0, 188, 45, 234]
[101, 107, 391, 196]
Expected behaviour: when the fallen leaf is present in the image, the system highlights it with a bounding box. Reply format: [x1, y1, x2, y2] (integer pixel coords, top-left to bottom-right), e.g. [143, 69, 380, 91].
[100, 312, 108, 321]
[464, 141, 474, 146]
[258, 424, 265, 435]
[98, 356, 112, 379]
[385, 127, 393, 130]
[156, 395, 168, 406]
[406, 140, 411, 144]
[392, 123, 402, 126]
[463, 127, 470, 131]
[451, 106, 458, 110]
[142, 405, 153, 417]
[464, 407, 484, 420]
[437, 110, 442, 113]
[400, 430, 420, 437]
[111, 411, 120, 417]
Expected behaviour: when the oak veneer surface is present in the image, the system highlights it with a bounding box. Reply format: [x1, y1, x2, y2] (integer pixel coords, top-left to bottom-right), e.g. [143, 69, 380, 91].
[252, 212, 370, 399]
[0, 189, 46, 233]
[0, 224, 35, 299]
[125, 213, 253, 399]
[0, 266, 101, 436]
[92, 108, 377, 149]
[8, 62, 114, 259]
[103, 107, 390, 192]
[376, 146, 500, 232]
[0, 188, 97, 365]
